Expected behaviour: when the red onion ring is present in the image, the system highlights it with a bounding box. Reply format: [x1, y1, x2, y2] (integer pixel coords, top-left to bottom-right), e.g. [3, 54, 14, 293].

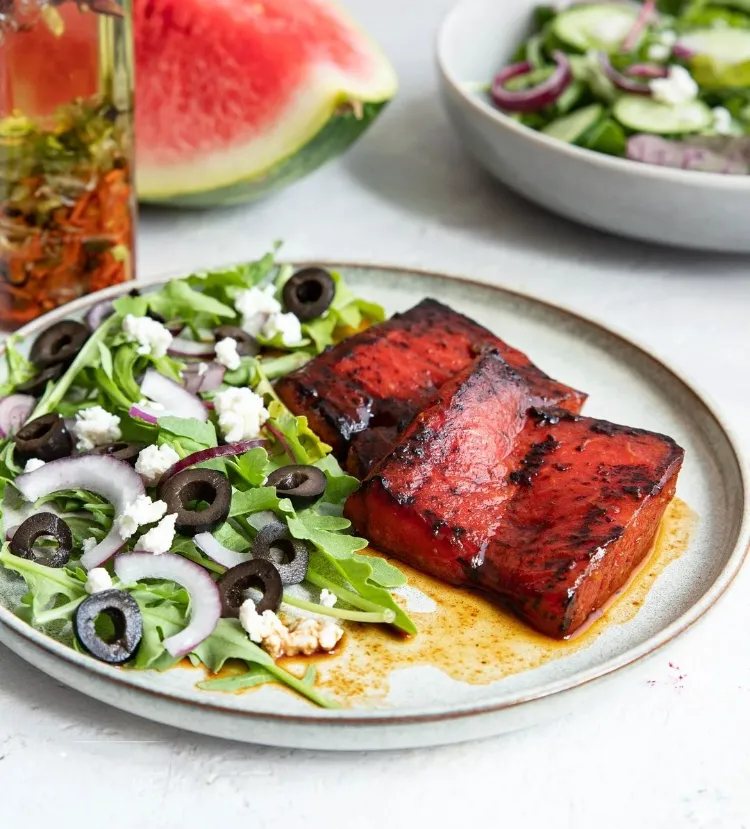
[141, 368, 208, 422]
[167, 336, 215, 359]
[182, 362, 226, 395]
[160, 439, 267, 483]
[84, 299, 115, 331]
[599, 52, 658, 94]
[15, 455, 145, 570]
[194, 532, 250, 569]
[622, 0, 656, 53]
[673, 43, 695, 60]
[129, 405, 159, 425]
[627, 62, 669, 79]
[114, 552, 221, 657]
[0, 394, 35, 438]
[491, 51, 572, 113]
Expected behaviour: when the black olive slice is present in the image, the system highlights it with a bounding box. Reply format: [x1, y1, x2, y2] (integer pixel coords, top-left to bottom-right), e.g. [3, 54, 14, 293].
[15, 363, 63, 397]
[89, 441, 144, 466]
[282, 267, 336, 321]
[213, 325, 259, 356]
[252, 522, 309, 586]
[266, 464, 327, 508]
[218, 559, 283, 618]
[10, 512, 73, 568]
[159, 468, 231, 536]
[15, 413, 72, 463]
[29, 320, 89, 368]
[74, 589, 143, 664]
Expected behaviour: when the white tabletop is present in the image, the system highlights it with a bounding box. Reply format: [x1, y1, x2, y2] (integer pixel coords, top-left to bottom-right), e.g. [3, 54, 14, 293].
[2, 1, 750, 825]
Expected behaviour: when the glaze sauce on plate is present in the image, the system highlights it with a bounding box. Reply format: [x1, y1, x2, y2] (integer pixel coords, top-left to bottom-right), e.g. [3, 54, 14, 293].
[218, 499, 695, 706]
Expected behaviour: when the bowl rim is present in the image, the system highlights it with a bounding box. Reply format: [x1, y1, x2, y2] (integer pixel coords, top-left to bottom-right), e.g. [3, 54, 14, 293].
[0, 261, 748, 728]
[437, 0, 750, 191]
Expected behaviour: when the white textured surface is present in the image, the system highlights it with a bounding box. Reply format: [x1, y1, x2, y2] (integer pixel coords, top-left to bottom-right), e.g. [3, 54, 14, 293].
[2, 0, 750, 824]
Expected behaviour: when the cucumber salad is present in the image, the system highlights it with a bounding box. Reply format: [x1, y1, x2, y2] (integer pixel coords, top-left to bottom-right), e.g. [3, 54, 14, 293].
[0, 252, 416, 709]
[489, 0, 750, 172]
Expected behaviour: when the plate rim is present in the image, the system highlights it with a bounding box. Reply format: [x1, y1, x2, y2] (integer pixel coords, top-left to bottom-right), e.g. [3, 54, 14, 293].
[1, 261, 747, 727]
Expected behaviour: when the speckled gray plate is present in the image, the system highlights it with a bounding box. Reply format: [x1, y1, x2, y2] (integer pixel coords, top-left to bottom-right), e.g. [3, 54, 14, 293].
[0, 265, 747, 750]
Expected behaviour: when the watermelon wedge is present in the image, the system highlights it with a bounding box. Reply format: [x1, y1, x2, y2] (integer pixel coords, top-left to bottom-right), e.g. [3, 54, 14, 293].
[134, 0, 398, 207]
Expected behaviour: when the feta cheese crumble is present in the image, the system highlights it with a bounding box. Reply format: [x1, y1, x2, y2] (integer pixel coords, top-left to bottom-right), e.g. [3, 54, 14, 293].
[74, 406, 121, 452]
[214, 336, 241, 371]
[122, 314, 173, 358]
[649, 65, 699, 106]
[115, 494, 168, 540]
[239, 601, 344, 659]
[319, 588, 337, 608]
[262, 311, 304, 346]
[82, 536, 98, 555]
[213, 387, 269, 443]
[134, 443, 180, 486]
[23, 458, 45, 473]
[235, 285, 281, 337]
[712, 106, 734, 136]
[85, 568, 113, 595]
[137, 512, 177, 555]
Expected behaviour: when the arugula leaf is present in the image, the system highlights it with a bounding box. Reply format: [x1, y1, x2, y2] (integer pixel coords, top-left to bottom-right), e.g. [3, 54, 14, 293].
[113, 294, 148, 318]
[111, 343, 143, 401]
[230, 447, 269, 488]
[197, 663, 316, 693]
[150, 280, 235, 321]
[97, 342, 114, 381]
[158, 416, 217, 452]
[315, 455, 360, 505]
[192, 618, 338, 708]
[229, 486, 283, 517]
[1, 335, 36, 395]
[267, 400, 331, 464]
[0, 545, 85, 621]
[287, 512, 415, 635]
[32, 315, 118, 419]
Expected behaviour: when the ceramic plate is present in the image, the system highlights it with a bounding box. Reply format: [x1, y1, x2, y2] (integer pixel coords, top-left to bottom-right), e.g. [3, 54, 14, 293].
[0, 265, 746, 750]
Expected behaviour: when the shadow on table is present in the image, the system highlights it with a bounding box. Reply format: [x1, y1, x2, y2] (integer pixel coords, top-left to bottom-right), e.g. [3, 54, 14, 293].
[342, 95, 750, 277]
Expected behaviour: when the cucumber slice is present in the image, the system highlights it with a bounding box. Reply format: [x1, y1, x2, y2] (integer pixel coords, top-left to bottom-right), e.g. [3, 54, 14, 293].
[678, 28, 750, 64]
[542, 103, 604, 142]
[553, 4, 640, 53]
[613, 95, 712, 134]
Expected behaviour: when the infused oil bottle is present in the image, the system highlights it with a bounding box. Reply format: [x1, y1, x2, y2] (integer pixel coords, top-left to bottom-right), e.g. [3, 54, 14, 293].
[0, 0, 135, 328]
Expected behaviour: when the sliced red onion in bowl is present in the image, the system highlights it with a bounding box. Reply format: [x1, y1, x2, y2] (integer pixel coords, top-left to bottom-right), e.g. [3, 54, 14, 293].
[0, 394, 35, 438]
[167, 336, 215, 359]
[84, 299, 115, 331]
[140, 368, 208, 422]
[599, 53, 663, 94]
[672, 43, 695, 61]
[194, 532, 251, 569]
[160, 439, 267, 483]
[622, 0, 656, 52]
[627, 63, 669, 79]
[491, 51, 572, 113]
[114, 552, 221, 657]
[15, 455, 145, 570]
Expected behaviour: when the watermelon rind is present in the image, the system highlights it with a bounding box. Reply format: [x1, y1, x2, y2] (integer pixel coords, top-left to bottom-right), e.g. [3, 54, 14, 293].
[137, 100, 390, 208]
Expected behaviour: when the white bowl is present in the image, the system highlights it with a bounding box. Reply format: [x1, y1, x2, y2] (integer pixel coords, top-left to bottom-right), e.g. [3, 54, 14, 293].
[437, 0, 750, 252]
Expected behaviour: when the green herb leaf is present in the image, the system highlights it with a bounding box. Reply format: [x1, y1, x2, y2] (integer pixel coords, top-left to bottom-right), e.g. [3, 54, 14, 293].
[158, 416, 217, 452]
[229, 486, 282, 517]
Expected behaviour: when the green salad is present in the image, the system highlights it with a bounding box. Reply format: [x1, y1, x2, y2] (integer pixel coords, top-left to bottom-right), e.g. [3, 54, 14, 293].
[0, 250, 414, 709]
[489, 0, 750, 172]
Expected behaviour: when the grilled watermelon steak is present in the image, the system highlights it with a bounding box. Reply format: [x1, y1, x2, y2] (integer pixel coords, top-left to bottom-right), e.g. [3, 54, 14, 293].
[134, 0, 397, 207]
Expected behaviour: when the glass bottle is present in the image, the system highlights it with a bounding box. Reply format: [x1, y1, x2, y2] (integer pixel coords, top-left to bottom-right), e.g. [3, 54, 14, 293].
[0, 0, 135, 329]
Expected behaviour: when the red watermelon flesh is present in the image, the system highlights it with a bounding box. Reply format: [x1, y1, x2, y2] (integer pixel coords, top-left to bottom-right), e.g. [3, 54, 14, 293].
[134, 0, 398, 204]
